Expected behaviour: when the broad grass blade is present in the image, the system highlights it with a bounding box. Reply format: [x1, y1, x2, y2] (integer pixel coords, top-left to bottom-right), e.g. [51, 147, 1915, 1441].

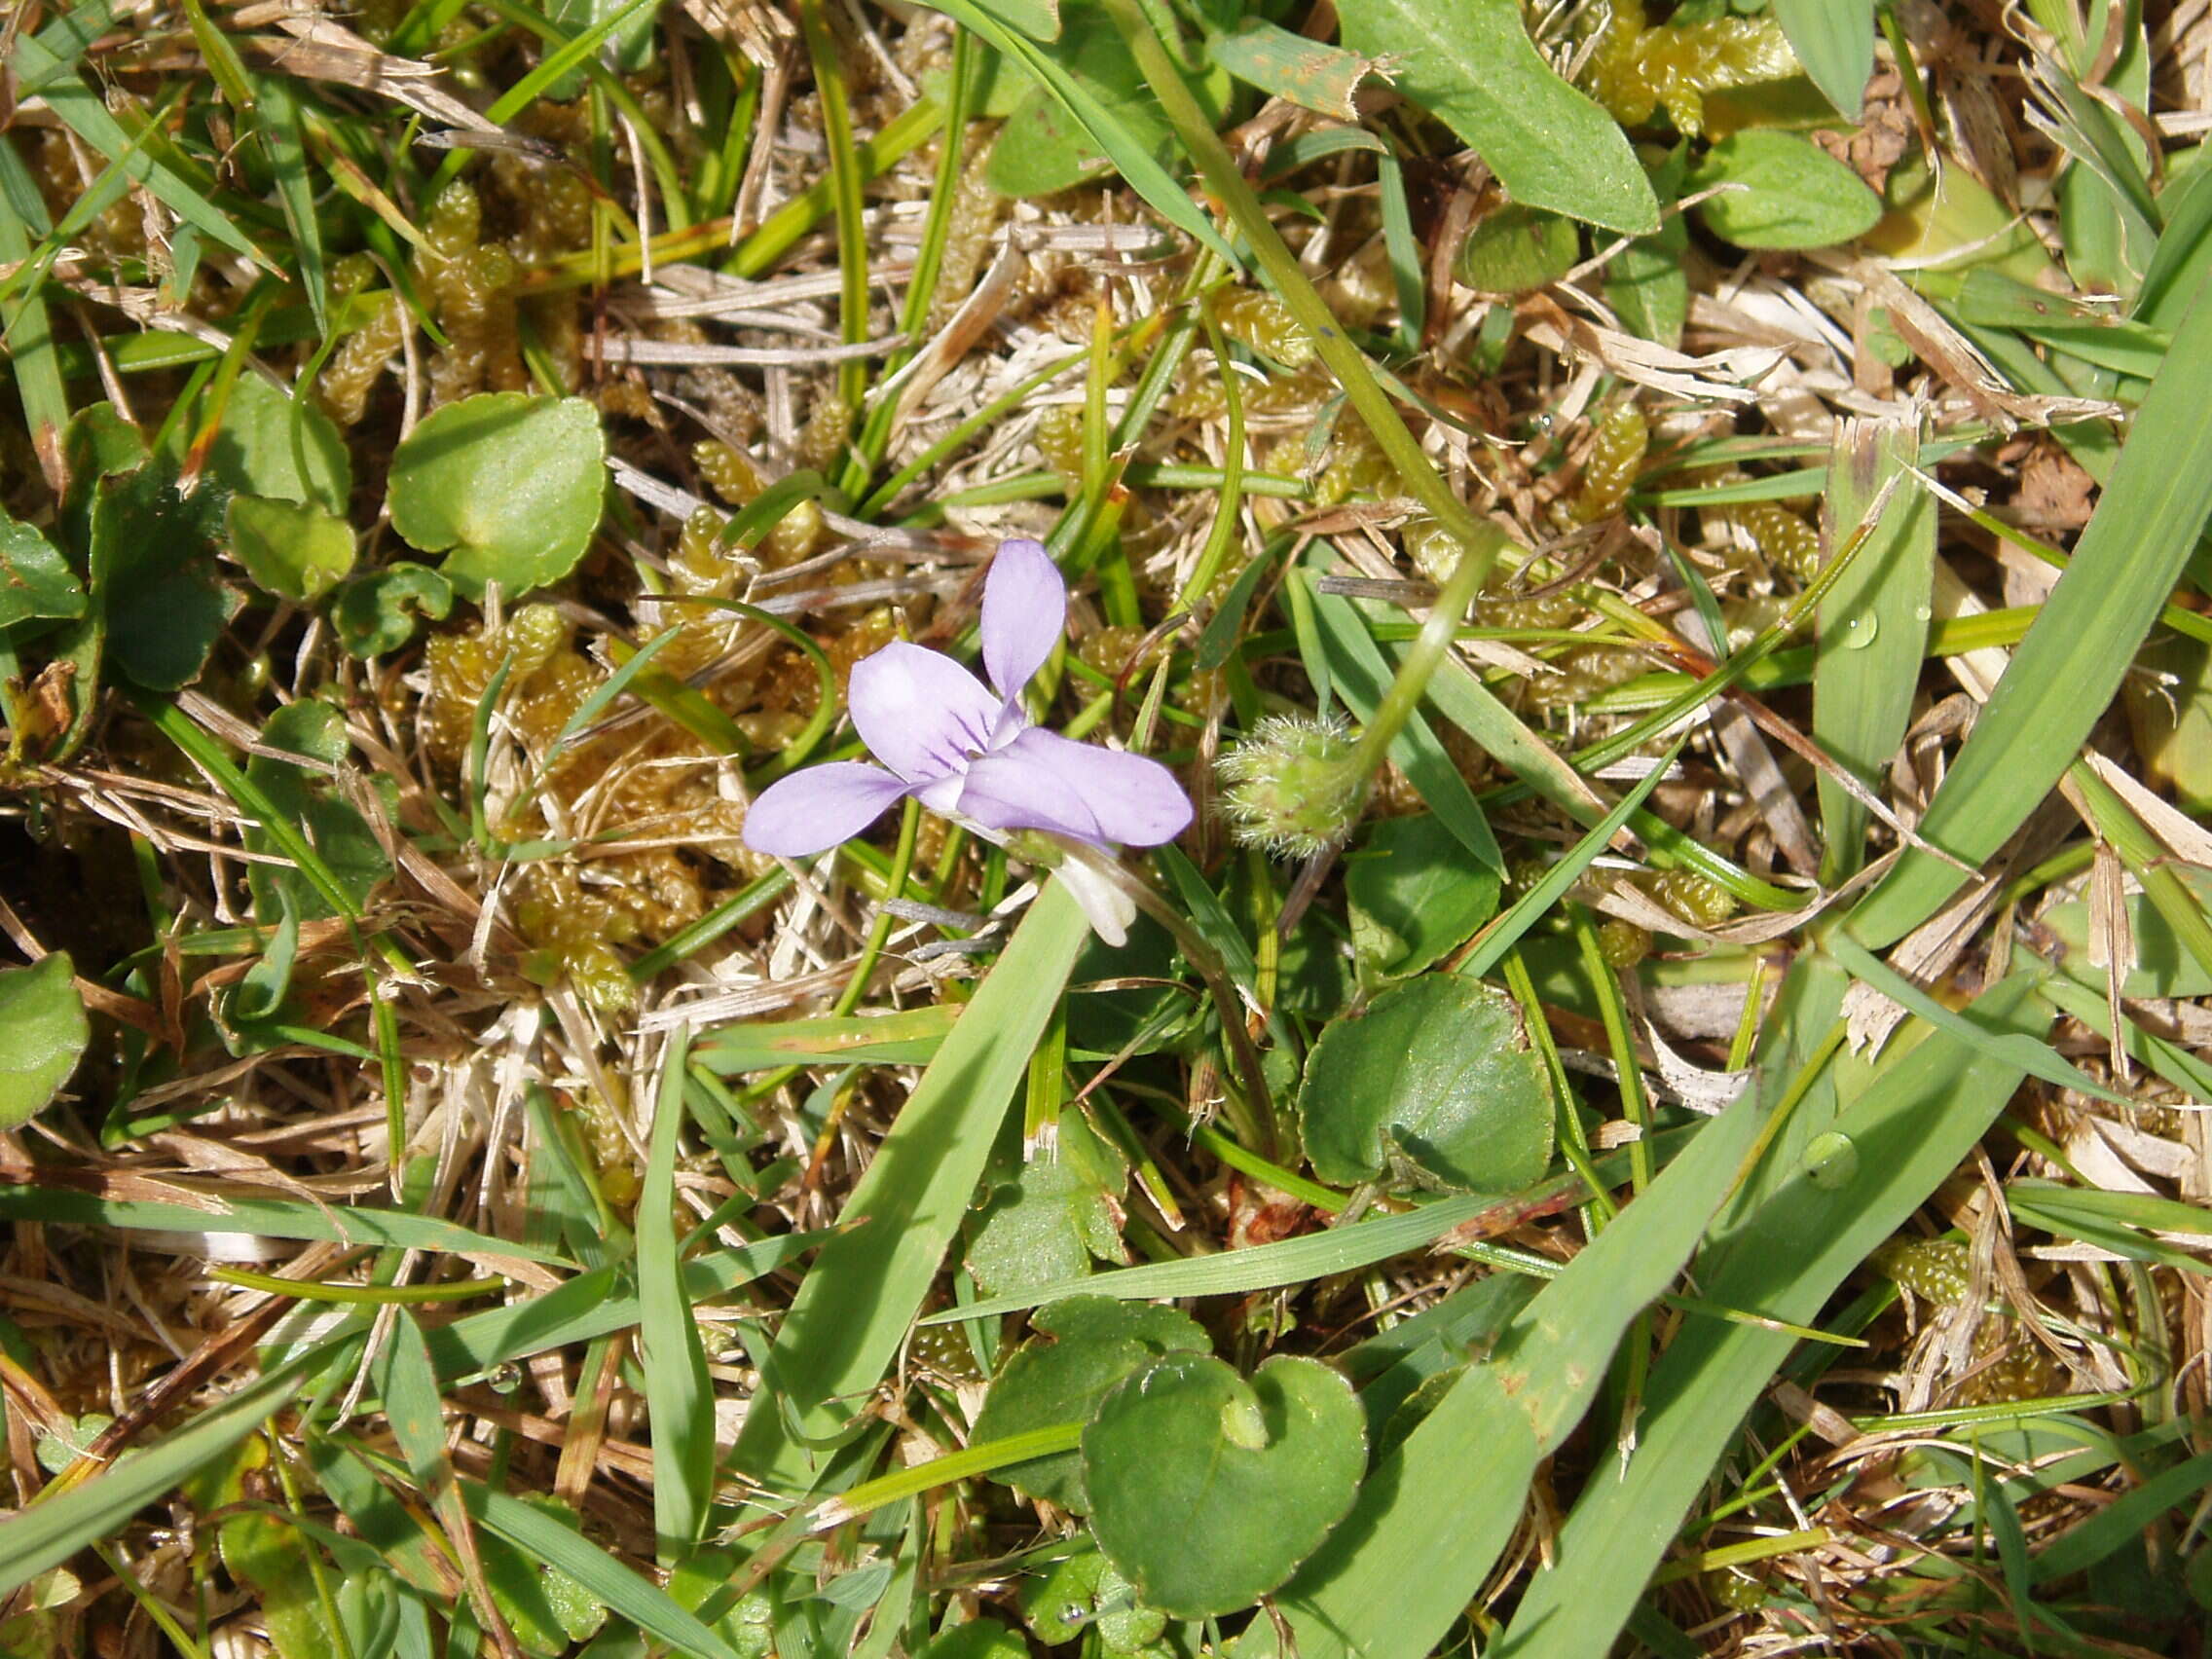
[1492, 976, 2045, 1659]
[1770, 0, 1873, 120]
[1815, 417, 1932, 881]
[727, 880, 1089, 1496]
[1847, 268, 2212, 947]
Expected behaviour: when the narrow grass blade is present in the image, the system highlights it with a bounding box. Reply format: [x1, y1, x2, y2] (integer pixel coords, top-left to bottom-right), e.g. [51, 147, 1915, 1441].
[1847, 268, 2212, 947]
[1815, 417, 1932, 881]
[1492, 976, 2045, 1659]
[0, 139, 69, 493]
[461, 1479, 749, 1659]
[0, 1334, 354, 1596]
[1272, 1069, 1770, 1659]
[690, 1006, 958, 1073]
[253, 72, 325, 335]
[641, 1027, 716, 1555]
[10, 10, 274, 272]
[727, 880, 1090, 1496]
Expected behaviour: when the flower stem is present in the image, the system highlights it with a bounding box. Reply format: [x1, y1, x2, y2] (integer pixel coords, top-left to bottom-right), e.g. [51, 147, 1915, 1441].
[1344, 542, 1493, 785]
[1060, 845, 1280, 1158]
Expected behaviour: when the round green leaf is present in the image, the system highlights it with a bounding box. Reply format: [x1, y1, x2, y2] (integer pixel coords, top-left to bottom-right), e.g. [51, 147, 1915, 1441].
[228, 495, 356, 604]
[964, 1113, 1130, 1296]
[918, 1617, 1027, 1659]
[201, 373, 352, 514]
[1688, 129, 1882, 250]
[387, 393, 607, 599]
[1081, 1353, 1366, 1618]
[1299, 974, 1553, 1193]
[1455, 205, 1580, 295]
[1346, 813, 1501, 981]
[0, 953, 90, 1129]
[972, 1297, 1210, 1513]
[331, 563, 455, 658]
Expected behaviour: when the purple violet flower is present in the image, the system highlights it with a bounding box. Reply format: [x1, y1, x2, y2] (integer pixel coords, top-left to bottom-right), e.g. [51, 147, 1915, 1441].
[743, 539, 1193, 866]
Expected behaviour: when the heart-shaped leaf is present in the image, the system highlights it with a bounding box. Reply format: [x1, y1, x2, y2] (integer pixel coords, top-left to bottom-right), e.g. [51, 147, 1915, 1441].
[1299, 974, 1553, 1193]
[199, 372, 352, 514]
[1082, 1353, 1365, 1618]
[387, 393, 607, 599]
[331, 563, 455, 658]
[973, 1297, 1209, 1512]
[1347, 812, 1501, 982]
[0, 953, 90, 1129]
[228, 495, 356, 604]
[1688, 129, 1881, 250]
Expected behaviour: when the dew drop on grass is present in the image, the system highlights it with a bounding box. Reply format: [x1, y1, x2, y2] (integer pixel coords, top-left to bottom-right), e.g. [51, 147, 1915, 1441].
[1838, 613, 1879, 650]
[1801, 1130, 1859, 1190]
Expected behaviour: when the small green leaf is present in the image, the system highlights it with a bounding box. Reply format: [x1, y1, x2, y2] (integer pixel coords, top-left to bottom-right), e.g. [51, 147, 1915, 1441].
[1019, 1551, 1165, 1652]
[1082, 1353, 1365, 1618]
[1346, 813, 1500, 982]
[1605, 146, 1690, 348]
[0, 514, 84, 628]
[92, 463, 236, 691]
[244, 700, 394, 922]
[1336, 0, 1658, 234]
[1206, 18, 1376, 121]
[228, 495, 356, 604]
[476, 1494, 610, 1654]
[331, 563, 455, 658]
[387, 393, 608, 599]
[199, 373, 352, 514]
[919, 1617, 1029, 1659]
[1688, 129, 1881, 250]
[965, 1114, 1131, 1296]
[972, 1296, 1210, 1513]
[0, 952, 89, 1129]
[1300, 975, 1552, 1194]
[1455, 205, 1579, 295]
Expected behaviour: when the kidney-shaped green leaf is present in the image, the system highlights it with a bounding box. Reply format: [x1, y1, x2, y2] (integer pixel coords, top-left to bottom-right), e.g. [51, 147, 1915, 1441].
[1688, 129, 1881, 250]
[1337, 0, 1657, 234]
[387, 393, 606, 599]
[228, 495, 356, 604]
[1300, 974, 1553, 1193]
[1082, 1353, 1365, 1618]
[973, 1296, 1209, 1512]
[1346, 812, 1501, 981]
[0, 953, 90, 1129]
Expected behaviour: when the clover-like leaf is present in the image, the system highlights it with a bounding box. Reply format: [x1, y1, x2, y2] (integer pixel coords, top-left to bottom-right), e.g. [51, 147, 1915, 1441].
[1082, 1353, 1366, 1618]
[331, 563, 455, 658]
[229, 495, 356, 604]
[387, 393, 607, 599]
[1346, 812, 1501, 982]
[0, 953, 90, 1129]
[973, 1297, 1210, 1513]
[1299, 974, 1553, 1194]
[0, 514, 85, 629]
[1688, 129, 1881, 250]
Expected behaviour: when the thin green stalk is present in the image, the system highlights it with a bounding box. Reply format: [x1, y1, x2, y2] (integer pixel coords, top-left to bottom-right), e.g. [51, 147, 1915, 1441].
[1096, 0, 1512, 587]
[835, 798, 925, 1017]
[1343, 544, 1492, 788]
[797, 0, 870, 414]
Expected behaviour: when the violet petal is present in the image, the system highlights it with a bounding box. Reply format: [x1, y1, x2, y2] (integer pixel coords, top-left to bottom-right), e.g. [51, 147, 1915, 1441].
[957, 727, 1193, 848]
[980, 538, 1066, 702]
[743, 762, 912, 856]
[847, 641, 1001, 785]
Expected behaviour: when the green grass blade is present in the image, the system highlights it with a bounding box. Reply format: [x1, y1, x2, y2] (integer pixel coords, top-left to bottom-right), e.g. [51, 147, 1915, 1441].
[1847, 267, 2212, 947]
[1769, 0, 1873, 120]
[1491, 975, 2046, 1659]
[252, 72, 325, 335]
[0, 1333, 355, 1597]
[641, 1028, 717, 1555]
[0, 138, 70, 492]
[1814, 417, 1933, 881]
[727, 879, 1090, 1496]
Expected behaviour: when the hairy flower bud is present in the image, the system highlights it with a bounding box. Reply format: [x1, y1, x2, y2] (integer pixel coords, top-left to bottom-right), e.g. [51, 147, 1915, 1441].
[1216, 713, 1369, 857]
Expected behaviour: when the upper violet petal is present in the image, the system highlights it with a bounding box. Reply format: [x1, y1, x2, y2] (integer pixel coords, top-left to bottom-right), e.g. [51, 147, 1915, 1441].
[957, 727, 1193, 849]
[743, 762, 912, 856]
[847, 641, 1001, 784]
[980, 538, 1066, 701]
